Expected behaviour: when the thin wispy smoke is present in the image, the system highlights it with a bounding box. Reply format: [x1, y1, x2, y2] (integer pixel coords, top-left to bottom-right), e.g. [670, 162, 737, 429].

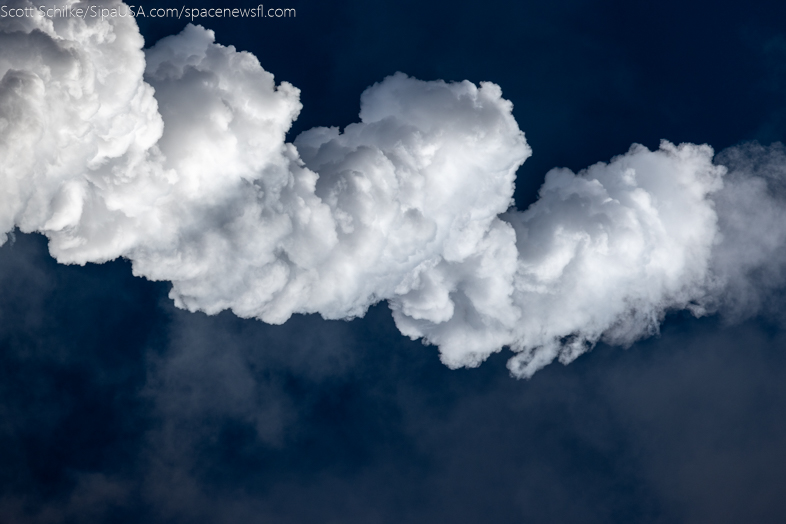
[1, 1, 784, 377]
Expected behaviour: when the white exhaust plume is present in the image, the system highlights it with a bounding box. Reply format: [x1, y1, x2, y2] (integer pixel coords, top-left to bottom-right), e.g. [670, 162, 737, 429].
[0, 1, 781, 377]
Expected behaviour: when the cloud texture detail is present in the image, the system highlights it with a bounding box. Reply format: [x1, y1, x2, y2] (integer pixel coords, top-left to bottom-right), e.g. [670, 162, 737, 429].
[1, 3, 779, 377]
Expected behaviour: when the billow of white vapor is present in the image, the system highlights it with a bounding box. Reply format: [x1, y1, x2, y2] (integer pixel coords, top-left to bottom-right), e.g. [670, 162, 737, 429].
[1, 1, 781, 377]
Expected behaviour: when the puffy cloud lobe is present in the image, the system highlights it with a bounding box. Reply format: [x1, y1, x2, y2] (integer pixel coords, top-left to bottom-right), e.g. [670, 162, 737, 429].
[0, 0, 162, 255]
[295, 74, 529, 320]
[506, 143, 724, 376]
[390, 142, 725, 376]
[0, 7, 780, 377]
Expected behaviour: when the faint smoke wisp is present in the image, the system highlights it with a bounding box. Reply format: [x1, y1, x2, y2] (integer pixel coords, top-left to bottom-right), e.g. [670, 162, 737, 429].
[1, 1, 784, 377]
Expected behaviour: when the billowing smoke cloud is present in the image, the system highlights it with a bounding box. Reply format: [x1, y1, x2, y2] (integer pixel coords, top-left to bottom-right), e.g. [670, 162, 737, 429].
[1, 1, 783, 377]
[704, 142, 786, 320]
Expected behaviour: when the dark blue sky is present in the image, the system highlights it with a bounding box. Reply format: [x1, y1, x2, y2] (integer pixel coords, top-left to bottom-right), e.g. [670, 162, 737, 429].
[3, 0, 786, 522]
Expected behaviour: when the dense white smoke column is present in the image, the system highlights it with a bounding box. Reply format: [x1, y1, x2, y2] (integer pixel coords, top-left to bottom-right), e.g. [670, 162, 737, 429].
[140, 28, 731, 378]
[1, 2, 768, 379]
[0, 3, 534, 356]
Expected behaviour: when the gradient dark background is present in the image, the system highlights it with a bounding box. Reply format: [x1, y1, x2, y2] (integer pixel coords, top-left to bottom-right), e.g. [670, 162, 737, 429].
[3, 0, 786, 522]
